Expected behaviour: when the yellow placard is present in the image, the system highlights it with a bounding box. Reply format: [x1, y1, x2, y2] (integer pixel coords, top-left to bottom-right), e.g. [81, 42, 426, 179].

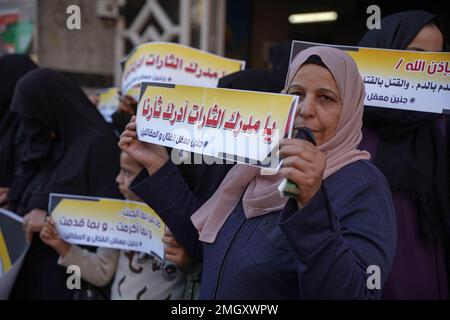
[291, 41, 450, 114]
[0, 227, 12, 274]
[50, 194, 165, 259]
[97, 87, 119, 122]
[121, 42, 245, 94]
[136, 83, 298, 169]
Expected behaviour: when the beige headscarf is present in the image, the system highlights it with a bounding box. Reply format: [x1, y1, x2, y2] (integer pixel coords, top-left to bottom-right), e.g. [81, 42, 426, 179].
[191, 46, 370, 243]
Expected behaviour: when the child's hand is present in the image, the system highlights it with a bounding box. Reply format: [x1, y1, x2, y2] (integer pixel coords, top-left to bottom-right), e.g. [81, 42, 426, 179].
[0, 187, 9, 208]
[23, 209, 47, 242]
[40, 216, 71, 257]
[162, 228, 191, 269]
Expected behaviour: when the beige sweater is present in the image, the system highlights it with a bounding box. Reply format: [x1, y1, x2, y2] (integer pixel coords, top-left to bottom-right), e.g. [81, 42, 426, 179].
[58, 245, 186, 300]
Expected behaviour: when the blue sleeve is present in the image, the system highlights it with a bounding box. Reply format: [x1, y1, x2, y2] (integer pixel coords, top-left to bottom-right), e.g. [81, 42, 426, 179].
[130, 161, 203, 260]
[279, 181, 396, 299]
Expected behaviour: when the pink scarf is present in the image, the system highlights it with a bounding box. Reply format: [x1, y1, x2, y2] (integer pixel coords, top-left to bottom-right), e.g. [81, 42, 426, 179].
[191, 46, 370, 243]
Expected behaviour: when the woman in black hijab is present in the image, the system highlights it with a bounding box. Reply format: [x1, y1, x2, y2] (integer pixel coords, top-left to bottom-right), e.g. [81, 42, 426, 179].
[9, 68, 121, 299]
[0, 54, 37, 207]
[358, 10, 450, 299]
[0, 54, 37, 121]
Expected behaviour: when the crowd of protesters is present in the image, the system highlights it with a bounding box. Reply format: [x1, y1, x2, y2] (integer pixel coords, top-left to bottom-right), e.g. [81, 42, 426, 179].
[0, 10, 448, 300]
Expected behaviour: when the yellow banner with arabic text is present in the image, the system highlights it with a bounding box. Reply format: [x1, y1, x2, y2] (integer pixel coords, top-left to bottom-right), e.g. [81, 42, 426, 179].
[136, 83, 298, 169]
[291, 41, 450, 114]
[121, 42, 245, 96]
[49, 194, 165, 260]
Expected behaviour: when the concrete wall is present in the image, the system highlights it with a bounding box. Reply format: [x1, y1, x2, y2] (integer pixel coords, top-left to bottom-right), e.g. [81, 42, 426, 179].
[38, 0, 117, 77]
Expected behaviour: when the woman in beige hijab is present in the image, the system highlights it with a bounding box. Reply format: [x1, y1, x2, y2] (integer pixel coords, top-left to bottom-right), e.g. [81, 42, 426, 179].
[120, 46, 396, 299]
